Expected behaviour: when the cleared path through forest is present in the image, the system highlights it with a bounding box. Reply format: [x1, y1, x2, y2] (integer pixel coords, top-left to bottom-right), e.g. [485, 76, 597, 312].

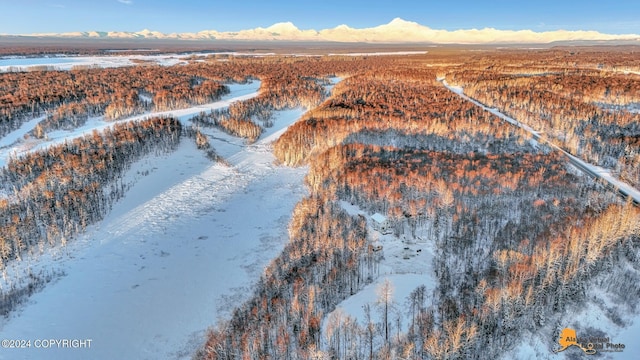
[440, 79, 640, 205]
[0, 81, 261, 168]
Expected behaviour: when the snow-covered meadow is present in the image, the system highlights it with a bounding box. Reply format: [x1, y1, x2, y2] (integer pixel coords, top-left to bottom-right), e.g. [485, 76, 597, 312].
[0, 80, 311, 359]
[0, 54, 191, 72]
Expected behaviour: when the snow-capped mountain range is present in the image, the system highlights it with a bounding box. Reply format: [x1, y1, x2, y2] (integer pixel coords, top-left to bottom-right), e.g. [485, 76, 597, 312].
[11, 18, 640, 44]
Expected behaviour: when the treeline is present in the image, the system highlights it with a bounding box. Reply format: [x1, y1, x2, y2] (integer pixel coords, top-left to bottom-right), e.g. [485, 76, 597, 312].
[444, 63, 640, 188]
[0, 55, 377, 141]
[33, 102, 90, 138]
[307, 144, 573, 232]
[431, 47, 640, 74]
[273, 71, 532, 167]
[191, 110, 263, 143]
[0, 117, 182, 267]
[0, 65, 230, 139]
[189, 73, 329, 143]
[200, 197, 376, 359]
[182, 125, 225, 163]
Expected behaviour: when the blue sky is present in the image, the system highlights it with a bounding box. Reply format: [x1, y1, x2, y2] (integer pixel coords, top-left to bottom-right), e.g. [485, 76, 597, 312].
[1, 0, 639, 34]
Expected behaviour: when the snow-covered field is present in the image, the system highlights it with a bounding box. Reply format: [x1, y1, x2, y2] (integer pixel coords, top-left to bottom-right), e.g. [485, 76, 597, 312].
[0, 52, 293, 72]
[0, 50, 427, 73]
[0, 54, 192, 72]
[0, 81, 311, 359]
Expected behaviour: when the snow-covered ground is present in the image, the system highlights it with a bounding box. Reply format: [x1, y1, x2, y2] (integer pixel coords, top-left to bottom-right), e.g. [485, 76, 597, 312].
[324, 273, 433, 338]
[0, 116, 45, 150]
[323, 201, 436, 338]
[0, 53, 195, 72]
[506, 294, 638, 360]
[0, 53, 290, 72]
[596, 102, 640, 114]
[0, 82, 311, 359]
[0, 81, 261, 168]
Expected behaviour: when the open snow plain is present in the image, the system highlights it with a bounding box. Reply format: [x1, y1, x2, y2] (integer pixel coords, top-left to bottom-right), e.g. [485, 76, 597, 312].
[0, 81, 310, 359]
[0, 53, 192, 72]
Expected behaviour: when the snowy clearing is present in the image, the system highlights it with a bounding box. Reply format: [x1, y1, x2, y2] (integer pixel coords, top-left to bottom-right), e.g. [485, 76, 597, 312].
[323, 201, 437, 338]
[0, 53, 193, 72]
[0, 92, 309, 359]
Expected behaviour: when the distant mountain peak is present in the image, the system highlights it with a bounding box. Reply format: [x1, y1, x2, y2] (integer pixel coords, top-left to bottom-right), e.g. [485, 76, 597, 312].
[387, 17, 417, 26]
[265, 22, 299, 32]
[334, 24, 353, 30]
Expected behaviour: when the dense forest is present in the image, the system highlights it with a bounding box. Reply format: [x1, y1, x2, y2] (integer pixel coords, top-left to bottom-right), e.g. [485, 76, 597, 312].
[0, 117, 182, 264]
[199, 54, 640, 359]
[443, 51, 640, 189]
[0, 48, 638, 360]
[0, 56, 371, 140]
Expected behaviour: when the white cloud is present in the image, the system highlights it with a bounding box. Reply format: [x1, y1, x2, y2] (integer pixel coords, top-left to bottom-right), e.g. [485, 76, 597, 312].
[117, 0, 133, 4]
